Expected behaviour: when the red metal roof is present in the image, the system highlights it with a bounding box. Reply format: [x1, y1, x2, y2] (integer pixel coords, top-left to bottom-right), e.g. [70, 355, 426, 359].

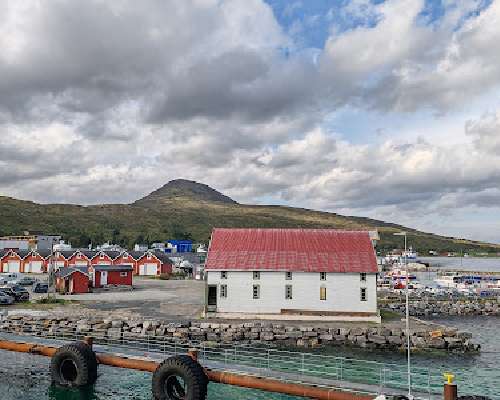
[205, 228, 378, 273]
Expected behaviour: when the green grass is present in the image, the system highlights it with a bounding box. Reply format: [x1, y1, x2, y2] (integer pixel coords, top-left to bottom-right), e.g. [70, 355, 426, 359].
[1, 180, 498, 252]
[380, 309, 401, 321]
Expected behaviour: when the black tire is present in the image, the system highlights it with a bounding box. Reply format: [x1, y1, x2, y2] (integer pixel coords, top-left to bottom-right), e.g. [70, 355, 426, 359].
[152, 355, 208, 400]
[50, 343, 98, 387]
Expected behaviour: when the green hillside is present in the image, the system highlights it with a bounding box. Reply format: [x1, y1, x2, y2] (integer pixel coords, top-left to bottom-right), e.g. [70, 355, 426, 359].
[0, 179, 498, 253]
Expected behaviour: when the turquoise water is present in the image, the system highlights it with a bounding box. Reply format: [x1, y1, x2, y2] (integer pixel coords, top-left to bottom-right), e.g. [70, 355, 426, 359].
[1, 316, 498, 399]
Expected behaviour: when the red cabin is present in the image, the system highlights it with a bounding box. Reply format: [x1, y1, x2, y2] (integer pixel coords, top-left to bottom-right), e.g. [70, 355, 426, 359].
[55, 268, 89, 294]
[0, 250, 23, 273]
[135, 252, 172, 276]
[22, 251, 45, 273]
[89, 264, 133, 288]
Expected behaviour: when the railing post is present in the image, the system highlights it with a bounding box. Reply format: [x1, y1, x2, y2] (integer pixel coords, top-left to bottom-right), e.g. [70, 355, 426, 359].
[443, 373, 457, 400]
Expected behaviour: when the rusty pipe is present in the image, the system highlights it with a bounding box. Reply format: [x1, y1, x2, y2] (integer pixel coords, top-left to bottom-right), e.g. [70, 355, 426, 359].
[206, 370, 373, 400]
[0, 339, 373, 400]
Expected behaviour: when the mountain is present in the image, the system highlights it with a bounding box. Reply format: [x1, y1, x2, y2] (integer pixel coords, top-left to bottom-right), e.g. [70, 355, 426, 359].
[135, 179, 237, 206]
[0, 180, 498, 253]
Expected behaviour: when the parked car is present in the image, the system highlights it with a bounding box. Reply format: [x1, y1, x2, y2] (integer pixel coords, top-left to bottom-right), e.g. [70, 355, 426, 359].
[33, 282, 49, 293]
[0, 286, 30, 302]
[0, 292, 14, 305]
[0, 273, 19, 285]
[12, 276, 37, 286]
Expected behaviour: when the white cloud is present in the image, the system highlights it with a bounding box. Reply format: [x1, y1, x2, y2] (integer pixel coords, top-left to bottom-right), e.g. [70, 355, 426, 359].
[0, 0, 500, 242]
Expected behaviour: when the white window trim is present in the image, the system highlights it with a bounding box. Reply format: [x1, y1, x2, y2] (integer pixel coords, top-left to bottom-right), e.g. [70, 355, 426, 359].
[360, 287, 367, 301]
[252, 284, 260, 299]
[285, 284, 293, 300]
[221, 271, 228, 279]
[253, 271, 260, 280]
[220, 284, 227, 298]
[120, 272, 128, 277]
[285, 272, 292, 280]
[320, 272, 327, 281]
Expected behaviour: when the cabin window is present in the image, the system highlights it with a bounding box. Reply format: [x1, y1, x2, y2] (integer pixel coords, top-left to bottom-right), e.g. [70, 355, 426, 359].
[253, 271, 260, 280]
[100, 254, 104, 259]
[285, 272, 292, 280]
[285, 285, 293, 300]
[221, 271, 228, 279]
[320, 286, 327, 301]
[360, 273, 367, 282]
[320, 272, 327, 281]
[253, 284, 260, 299]
[360, 288, 367, 301]
[220, 284, 227, 298]
[120, 272, 128, 277]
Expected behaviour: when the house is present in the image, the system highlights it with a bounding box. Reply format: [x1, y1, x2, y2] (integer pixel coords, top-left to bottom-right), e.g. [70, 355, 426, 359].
[113, 251, 137, 269]
[55, 268, 89, 294]
[67, 250, 93, 268]
[205, 228, 380, 323]
[167, 240, 193, 253]
[135, 251, 172, 276]
[22, 250, 46, 273]
[0, 249, 23, 273]
[88, 264, 133, 288]
[90, 250, 115, 266]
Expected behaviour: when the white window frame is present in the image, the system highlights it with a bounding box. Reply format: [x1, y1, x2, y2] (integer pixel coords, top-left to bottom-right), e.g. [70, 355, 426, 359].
[252, 284, 260, 299]
[360, 272, 367, 282]
[285, 272, 292, 280]
[360, 287, 367, 301]
[220, 284, 227, 298]
[320, 286, 327, 301]
[253, 271, 260, 280]
[221, 271, 228, 279]
[285, 284, 293, 300]
[320, 272, 327, 281]
[120, 272, 128, 277]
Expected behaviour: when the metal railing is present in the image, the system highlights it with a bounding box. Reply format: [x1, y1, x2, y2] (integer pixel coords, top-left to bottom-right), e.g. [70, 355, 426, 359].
[0, 319, 442, 398]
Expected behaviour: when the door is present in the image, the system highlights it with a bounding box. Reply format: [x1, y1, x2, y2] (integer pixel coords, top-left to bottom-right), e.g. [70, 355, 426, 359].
[140, 264, 157, 276]
[8, 261, 20, 273]
[101, 271, 108, 285]
[31, 261, 42, 273]
[207, 285, 217, 312]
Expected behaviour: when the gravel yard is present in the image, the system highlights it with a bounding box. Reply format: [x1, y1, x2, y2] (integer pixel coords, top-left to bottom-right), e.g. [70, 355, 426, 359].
[4, 276, 206, 320]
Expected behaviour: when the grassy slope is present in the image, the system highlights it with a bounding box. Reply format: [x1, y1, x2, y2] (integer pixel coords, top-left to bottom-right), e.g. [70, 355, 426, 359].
[1, 194, 498, 253]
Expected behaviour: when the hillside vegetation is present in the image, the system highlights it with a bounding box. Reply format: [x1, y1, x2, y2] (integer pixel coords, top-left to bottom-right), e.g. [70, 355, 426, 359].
[0, 179, 498, 253]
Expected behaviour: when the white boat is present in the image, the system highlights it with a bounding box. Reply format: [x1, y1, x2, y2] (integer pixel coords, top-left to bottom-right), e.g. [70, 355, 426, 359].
[435, 272, 500, 292]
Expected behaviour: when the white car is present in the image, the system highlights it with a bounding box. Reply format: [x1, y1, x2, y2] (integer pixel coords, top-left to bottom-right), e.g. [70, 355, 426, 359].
[0, 292, 14, 305]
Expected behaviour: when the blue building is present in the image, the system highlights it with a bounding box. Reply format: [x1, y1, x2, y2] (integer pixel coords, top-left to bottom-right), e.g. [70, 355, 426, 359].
[166, 240, 193, 253]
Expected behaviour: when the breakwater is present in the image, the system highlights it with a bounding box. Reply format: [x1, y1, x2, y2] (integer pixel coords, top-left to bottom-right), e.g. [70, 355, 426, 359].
[0, 314, 479, 352]
[383, 297, 499, 317]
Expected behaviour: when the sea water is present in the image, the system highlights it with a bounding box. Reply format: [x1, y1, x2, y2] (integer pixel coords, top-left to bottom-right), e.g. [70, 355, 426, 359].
[1, 316, 498, 399]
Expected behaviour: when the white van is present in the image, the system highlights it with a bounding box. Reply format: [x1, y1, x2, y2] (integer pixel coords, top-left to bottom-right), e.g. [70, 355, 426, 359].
[0, 272, 22, 284]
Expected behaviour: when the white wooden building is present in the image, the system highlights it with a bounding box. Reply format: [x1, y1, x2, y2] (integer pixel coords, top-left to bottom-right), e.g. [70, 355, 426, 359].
[205, 228, 380, 323]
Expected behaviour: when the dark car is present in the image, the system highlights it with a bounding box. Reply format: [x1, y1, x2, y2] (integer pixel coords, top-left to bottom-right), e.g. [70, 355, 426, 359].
[33, 282, 49, 293]
[15, 276, 37, 286]
[0, 286, 30, 302]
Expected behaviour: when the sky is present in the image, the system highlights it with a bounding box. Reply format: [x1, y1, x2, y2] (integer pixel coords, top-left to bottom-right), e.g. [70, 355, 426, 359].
[1, 0, 500, 244]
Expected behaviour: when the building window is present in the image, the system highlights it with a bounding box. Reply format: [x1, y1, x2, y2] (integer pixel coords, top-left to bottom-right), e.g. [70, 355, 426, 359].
[360, 288, 367, 301]
[100, 254, 104, 259]
[220, 284, 227, 298]
[253, 271, 260, 280]
[320, 272, 327, 281]
[320, 286, 327, 301]
[221, 271, 228, 279]
[253, 284, 260, 299]
[360, 273, 367, 282]
[285, 272, 292, 280]
[285, 285, 293, 300]
[120, 272, 128, 277]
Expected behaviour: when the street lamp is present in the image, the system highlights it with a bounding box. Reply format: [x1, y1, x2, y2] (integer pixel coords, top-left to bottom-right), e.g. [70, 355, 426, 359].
[394, 231, 412, 398]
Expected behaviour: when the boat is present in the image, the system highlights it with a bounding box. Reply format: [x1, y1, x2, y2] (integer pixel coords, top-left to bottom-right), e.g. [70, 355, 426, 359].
[435, 272, 500, 292]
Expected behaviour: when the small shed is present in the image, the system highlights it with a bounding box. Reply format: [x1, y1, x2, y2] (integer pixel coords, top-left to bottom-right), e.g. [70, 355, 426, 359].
[55, 268, 89, 294]
[89, 264, 133, 288]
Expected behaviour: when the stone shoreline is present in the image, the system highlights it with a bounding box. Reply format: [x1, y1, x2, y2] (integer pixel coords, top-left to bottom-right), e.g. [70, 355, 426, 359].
[0, 314, 480, 353]
[383, 297, 499, 317]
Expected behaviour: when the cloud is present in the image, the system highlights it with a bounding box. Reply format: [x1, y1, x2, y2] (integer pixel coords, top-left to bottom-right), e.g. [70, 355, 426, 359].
[1, 0, 500, 242]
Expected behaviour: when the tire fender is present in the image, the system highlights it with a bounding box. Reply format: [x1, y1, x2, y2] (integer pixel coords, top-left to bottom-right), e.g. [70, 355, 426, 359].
[50, 342, 98, 387]
[152, 355, 208, 400]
